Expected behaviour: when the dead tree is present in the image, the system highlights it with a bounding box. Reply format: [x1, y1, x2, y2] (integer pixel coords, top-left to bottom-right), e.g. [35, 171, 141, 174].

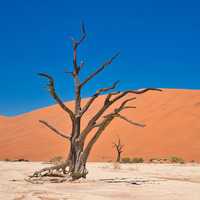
[30, 23, 161, 181]
[113, 138, 124, 162]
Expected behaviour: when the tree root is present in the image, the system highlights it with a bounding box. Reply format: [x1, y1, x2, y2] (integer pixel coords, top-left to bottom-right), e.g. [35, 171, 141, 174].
[26, 160, 89, 184]
[26, 160, 71, 184]
[31, 160, 70, 177]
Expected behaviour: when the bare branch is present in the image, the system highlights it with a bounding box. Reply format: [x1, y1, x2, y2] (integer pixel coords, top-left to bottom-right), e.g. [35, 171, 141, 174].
[39, 120, 71, 140]
[71, 21, 87, 50]
[64, 69, 74, 77]
[38, 73, 75, 122]
[127, 88, 162, 94]
[71, 22, 87, 73]
[103, 96, 145, 127]
[81, 81, 119, 115]
[116, 114, 145, 127]
[80, 52, 120, 87]
[117, 97, 136, 110]
[111, 88, 162, 104]
[103, 97, 136, 119]
[104, 91, 121, 105]
[121, 106, 136, 110]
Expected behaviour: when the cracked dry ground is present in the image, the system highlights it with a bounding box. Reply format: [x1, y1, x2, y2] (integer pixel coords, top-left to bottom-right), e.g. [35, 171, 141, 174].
[0, 162, 200, 200]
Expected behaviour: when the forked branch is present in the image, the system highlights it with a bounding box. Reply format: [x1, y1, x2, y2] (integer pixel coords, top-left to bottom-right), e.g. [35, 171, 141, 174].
[113, 138, 124, 153]
[104, 97, 145, 127]
[80, 88, 160, 141]
[71, 22, 87, 50]
[81, 81, 119, 115]
[71, 22, 87, 73]
[113, 137, 124, 162]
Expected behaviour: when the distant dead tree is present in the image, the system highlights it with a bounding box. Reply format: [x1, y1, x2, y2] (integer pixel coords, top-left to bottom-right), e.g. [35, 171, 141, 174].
[113, 137, 124, 162]
[29, 22, 161, 182]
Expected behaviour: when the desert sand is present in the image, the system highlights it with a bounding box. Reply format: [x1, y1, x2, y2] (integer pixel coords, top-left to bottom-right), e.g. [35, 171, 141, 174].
[0, 161, 200, 200]
[0, 89, 200, 162]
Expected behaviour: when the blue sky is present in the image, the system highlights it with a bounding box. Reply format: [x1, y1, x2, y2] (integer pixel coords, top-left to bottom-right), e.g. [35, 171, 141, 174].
[0, 0, 200, 116]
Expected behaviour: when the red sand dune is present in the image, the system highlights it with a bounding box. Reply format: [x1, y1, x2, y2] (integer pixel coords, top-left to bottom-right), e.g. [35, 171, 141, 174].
[0, 89, 200, 162]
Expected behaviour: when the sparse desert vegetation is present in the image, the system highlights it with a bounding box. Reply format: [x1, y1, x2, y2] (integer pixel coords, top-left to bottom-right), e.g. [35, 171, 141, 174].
[149, 156, 185, 164]
[131, 157, 144, 163]
[120, 156, 188, 164]
[121, 157, 144, 163]
[3, 158, 29, 162]
[121, 157, 132, 163]
[169, 156, 185, 164]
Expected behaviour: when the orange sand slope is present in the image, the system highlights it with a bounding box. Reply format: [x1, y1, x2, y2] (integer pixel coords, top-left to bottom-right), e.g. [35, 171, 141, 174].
[0, 89, 200, 162]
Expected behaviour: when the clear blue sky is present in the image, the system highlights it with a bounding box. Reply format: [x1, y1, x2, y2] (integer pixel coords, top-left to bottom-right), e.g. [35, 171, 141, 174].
[0, 0, 200, 116]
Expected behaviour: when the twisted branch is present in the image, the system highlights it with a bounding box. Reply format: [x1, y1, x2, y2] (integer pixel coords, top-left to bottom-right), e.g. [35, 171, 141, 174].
[38, 73, 74, 122]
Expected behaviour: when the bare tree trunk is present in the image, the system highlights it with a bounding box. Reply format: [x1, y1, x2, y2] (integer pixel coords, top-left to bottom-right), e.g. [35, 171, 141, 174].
[67, 141, 87, 180]
[28, 22, 161, 183]
[113, 138, 123, 163]
[116, 151, 121, 162]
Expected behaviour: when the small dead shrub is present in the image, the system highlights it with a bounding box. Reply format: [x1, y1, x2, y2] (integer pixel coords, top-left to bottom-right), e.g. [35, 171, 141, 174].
[169, 156, 185, 164]
[16, 158, 29, 162]
[131, 157, 144, 163]
[149, 158, 168, 163]
[149, 158, 159, 163]
[121, 157, 144, 163]
[121, 157, 131, 163]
